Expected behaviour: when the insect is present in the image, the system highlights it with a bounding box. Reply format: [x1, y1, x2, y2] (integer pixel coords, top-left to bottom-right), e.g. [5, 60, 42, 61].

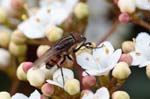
[32, 32, 91, 69]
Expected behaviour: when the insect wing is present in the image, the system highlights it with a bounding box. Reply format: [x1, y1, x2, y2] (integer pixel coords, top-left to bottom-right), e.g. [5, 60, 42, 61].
[32, 47, 58, 69]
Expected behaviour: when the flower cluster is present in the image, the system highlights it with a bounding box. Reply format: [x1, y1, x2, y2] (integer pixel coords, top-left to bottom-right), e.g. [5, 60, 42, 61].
[0, 0, 150, 99]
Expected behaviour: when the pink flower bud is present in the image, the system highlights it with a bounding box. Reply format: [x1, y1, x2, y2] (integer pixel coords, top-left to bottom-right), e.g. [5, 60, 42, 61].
[82, 75, 96, 89]
[22, 62, 33, 73]
[113, 0, 118, 4]
[40, 95, 49, 99]
[119, 13, 130, 23]
[119, 54, 132, 65]
[41, 83, 54, 97]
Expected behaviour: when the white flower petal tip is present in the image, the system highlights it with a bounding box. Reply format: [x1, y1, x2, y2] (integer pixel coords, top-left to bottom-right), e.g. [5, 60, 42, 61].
[29, 90, 41, 99]
[81, 87, 109, 99]
[12, 90, 41, 99]
[46, 80, 63, 88]
[12, 93, 28, 99]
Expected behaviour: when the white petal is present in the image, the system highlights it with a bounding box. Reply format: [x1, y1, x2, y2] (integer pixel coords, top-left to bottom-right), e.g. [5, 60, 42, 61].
[12, 93, 28, 99]
[136, 0, 150, 10]
[29, 90, 41, 99]
[81, 91, 94, 99]
[108, 49, 122, 66]
[53, 68, 74, 87]
[46, 80, 63, 88]
[76, 52, 99, 70]
[130, 52, 146, 66]
[94, 87, 110, 99]
[93, 41, 115, 67]
[139, 61, 150, 68]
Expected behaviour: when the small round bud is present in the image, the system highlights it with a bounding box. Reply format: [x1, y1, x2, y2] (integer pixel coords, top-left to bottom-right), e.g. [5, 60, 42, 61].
[118, 0, 136, 13]
[118, 13, 130, 23]
[82, 75, 96, 88]
[27, 68, 46, 87]
[16, 63, 27, 80]
[112, 62, 131, 80]
[22, 62, 33, 73]
[114, 0, 118, 4]
[0, 31, 11, 48]
[36, 45, 50, 58]
[0, 91, 11, 99]
[64, 79, 80, 95]
[11, 0, 25, 10]
[74, 2, 89, 19]
[9, 42, 27, 57]
[41, 83, 54, 97]
[146, 65, 150, 79]
[119, 54, 132, 65]
[0, 8, 7, 23]
[11, 30, 27, 44]
[122, 41, 134, 53]
[112, 91, 130, 99]
[45, 26, 63, 42]
[0, 48, 11, 68]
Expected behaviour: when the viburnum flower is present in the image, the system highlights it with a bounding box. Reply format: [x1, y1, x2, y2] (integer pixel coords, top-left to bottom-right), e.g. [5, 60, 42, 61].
[12, 90, 41, 99]
[81, 87, 109, 99]
[76, 41, 122, 76]
[47, 68, 74, 88]
[130, 33, 150, 67]
[18, 0, 79, 38]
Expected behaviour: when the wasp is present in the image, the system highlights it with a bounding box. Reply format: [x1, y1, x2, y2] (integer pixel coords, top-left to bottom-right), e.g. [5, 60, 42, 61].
[32, 32, 91, 69]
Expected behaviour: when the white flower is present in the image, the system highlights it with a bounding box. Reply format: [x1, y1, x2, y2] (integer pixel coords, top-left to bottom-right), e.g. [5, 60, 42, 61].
[81, 87, 109, 99]
[130, 33, 150, 67]
[76, 41, 122, 76]
[47, 68, 74, 88]
[12, 90, 40, 99]
[18, 0, 78, 38]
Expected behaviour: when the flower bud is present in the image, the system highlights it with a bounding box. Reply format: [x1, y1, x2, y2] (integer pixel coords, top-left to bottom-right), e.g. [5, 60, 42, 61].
[118, 13, 130, 23]
[146, 64, 150, 79]
[64, 79, 80, 95]
[119, 54, 132, 65]
[27, 68, 46, 87]
[22, 62, 33, 73]
[45, 26, 63, 42]
[118, 0, 136, 13]
[0, 8, 7, 23]
[0, 48, 11, 68]
[41, 83, 54, 97]
[82, 75, 96, 88]
[16, 63, 27, 80]
[74, 2, 89, 19]
[0, 31, 11, 48]
[11, 0, 25, 10]
[9, 42, 27, 57]
[122, 41, 134, 53]
[112, 62, 131, 79]
[36, 45, 50, 58]
[0, 91, 11, 99]
[11, 30, 27, 44]
[112, 91, 130, 99]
